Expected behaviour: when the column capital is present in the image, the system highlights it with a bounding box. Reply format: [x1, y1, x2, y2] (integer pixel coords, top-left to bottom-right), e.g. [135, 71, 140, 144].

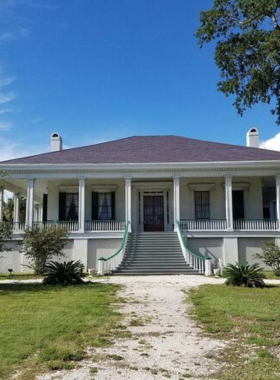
[173, 175, 181, 180]
[224, 174, 233, 179]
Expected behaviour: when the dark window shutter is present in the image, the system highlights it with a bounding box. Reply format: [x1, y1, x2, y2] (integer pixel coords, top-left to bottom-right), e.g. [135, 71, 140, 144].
[92, 192, 99, 220]
[111, 192, 115, 220]
[233, 190, 244, 220]
[43, 194, 48, 222]
[59, 192, 66, 221]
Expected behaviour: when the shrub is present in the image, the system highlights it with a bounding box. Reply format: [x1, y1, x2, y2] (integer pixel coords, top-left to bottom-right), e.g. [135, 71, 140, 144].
[43, 260, 85, 285]
[223, 262, 265, 288]
[255, 242, 280, 276]
[0, 222, 12, 253]
[22, 226, 68, 275]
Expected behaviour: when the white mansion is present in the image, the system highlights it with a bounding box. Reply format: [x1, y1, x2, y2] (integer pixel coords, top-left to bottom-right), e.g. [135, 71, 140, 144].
[0, 128, 280, 274]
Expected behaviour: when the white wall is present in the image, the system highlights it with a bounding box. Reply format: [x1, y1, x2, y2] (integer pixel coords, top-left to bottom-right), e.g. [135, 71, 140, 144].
[88, 238, 122, 270]
[0, 240, 74, 273]
[238, 237, 271, 268]
[0, 241, 22, 273]
[187, 238, 224, 268]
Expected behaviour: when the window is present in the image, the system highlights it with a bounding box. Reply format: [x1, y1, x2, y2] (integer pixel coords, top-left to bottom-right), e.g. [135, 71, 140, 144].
[98, 193, 112, 220]
[195, 191, 210, 219]
[66, 193, 78, 220]
[92, 192, 115, 220]
[59, 192, 78, 221]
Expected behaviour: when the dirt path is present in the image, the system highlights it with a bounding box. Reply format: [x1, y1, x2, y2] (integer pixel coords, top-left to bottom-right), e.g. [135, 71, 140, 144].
[38, 276, 226, 380]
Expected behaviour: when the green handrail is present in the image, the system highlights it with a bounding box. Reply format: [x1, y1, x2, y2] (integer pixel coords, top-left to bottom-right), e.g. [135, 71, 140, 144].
[99, 222, 131, 262]
[176, 221, 210, 260]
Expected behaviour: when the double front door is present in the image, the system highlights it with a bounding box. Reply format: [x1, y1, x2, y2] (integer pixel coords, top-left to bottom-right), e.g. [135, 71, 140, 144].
[143, 195, 164, 232]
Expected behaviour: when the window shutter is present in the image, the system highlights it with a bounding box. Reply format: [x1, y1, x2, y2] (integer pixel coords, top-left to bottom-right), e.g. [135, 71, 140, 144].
[92, 192, 99, 220]
[43, 194, 48, 222]
[59, 192, 66, 221]
[111, 192, 115, 220]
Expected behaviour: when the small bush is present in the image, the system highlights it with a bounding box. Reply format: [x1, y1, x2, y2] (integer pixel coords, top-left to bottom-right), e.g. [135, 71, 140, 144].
[223, 262, 265, 288]
[43, 260, 85, 285]
[255, 242, 280, 276]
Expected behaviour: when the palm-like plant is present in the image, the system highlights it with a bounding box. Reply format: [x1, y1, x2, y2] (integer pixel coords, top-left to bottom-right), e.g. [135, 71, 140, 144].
[43, 260, 85, 285]
[223, 262, 265, 288]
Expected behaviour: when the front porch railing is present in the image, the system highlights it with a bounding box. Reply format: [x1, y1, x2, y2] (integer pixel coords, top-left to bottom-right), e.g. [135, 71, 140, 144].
[8, 222, 26, 232]
[98, 222, 130, 275]
[176, 221, 211, 275]
[33, 221, 79, 232]
[85, 220, 126, 232]
[233, 219, 279, 231]
[180, 219, 227, 231]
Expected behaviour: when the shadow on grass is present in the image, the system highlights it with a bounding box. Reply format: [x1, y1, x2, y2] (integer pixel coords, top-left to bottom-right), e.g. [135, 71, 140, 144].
[0, 282, 117, 294]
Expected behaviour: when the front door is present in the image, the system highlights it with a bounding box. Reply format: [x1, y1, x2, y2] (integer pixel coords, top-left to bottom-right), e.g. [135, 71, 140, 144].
[143, 195, 164, 231]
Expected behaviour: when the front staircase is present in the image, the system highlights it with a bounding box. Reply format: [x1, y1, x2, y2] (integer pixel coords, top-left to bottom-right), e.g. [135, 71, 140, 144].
[112, 232, 200, 275]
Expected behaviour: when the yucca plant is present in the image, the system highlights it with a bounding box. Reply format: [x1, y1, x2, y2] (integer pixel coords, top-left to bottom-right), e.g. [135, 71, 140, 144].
[223, 262, 265, 288]
[43, 260, 85, 285]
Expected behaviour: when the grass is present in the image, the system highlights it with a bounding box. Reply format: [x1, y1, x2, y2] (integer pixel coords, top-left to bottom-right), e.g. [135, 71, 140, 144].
[189, 284, 280, 380]
[262, 271, 280, 280]
[0, 273, 42, 280]
[0, 282, 122, 380]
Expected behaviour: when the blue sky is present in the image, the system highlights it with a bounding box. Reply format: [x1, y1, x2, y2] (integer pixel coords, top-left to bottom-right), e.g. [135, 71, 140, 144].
[0, 0, 279, 160]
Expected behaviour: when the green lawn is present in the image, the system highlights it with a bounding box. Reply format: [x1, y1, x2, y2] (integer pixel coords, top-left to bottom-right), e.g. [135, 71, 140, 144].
[0, 282, 122, 380]
[262, 271, 280, 280]
[0, 273, 42, 280]
[189, 284, 280, 380]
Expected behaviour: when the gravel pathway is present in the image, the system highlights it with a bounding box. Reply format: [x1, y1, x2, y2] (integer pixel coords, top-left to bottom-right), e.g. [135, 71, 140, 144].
[37, 275, 226, 380]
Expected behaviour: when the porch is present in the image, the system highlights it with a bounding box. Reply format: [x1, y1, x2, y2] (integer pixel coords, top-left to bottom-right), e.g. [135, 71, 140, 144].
[5, 217, 280, 233]
[1, 174, 280, 234]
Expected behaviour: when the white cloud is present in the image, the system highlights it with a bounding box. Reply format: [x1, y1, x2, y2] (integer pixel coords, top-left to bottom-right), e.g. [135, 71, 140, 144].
[0, 91, 16, 104]
[0, 121, 12, 130]
[0, 107, 13, 115]
[0, 27, 29, 43]
[0, 76, 16, 87]
[0, 137, 46, 161]
[260, 133, 280, 151]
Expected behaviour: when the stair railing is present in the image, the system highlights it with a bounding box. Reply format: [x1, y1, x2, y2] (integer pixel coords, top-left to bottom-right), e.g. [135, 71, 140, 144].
[98, 222, 131, 276]
[176, 221, 212, 275]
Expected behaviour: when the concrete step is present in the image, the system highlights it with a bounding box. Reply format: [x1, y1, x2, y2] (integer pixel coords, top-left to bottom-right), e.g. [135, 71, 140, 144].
[111, 231, 200, 276]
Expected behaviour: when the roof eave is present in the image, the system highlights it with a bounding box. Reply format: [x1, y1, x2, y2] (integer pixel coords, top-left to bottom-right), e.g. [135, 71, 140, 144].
[1, 160, 280, 172]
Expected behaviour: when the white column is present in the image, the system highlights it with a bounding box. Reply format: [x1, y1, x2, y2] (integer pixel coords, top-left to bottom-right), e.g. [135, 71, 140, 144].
[33, 204, 39, 223]
[13, 193, 20, 224]
[78, 178, 86, 232]
[173, 177, 180, 231]
[125, 177, 132, 231]
[276, 175, 280, 230]
[0, 187, 3, 222]
[26, 179, 35, 228]
[38, 204, 43, 222]
[225, 175, 233, 231]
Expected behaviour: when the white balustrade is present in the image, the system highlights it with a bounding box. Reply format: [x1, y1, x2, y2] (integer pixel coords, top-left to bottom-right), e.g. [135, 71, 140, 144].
[180, 219, 227, 231]
[180, 219, 279, 231]
[11, 222, 26, 233]
[233, 219, 279, 231]
[98, 222, 130, 276]
[85, 220, 126, 232]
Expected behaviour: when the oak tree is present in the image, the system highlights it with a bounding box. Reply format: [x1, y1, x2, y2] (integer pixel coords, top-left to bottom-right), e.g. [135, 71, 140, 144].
[196, 0, 280, 123]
